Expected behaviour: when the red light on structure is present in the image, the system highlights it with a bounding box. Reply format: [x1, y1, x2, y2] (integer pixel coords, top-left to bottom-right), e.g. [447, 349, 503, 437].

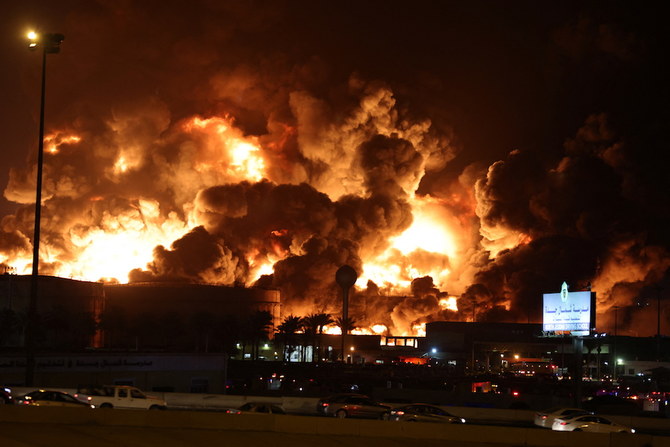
[512, 391, 520, 397]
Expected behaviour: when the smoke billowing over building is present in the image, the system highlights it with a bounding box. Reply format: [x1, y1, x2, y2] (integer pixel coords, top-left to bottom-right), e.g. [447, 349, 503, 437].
[0, 1, 668, 337]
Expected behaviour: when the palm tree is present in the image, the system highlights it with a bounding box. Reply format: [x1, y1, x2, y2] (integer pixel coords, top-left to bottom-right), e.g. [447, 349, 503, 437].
[302, 314, 320, 362]
[241, 310, 273, 360]
[336, 316, 357, 362]
[276, 315, 303, 361]
[311, 313, 334, 362]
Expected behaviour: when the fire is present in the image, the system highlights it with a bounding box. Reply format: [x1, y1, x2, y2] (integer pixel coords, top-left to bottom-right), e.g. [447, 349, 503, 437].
[183, 115, 265, 183]
[360, 195, 457, 291]
[391, 203, 456, 258]
[439, 296, 458, 311]
[230, 140, 264, 181]
[2, 108, 466, 337]
[64, 199, 191, 282]
[371, 324, 387, 334]
[44, 132, 81, 154]
[250, 260, 275, 282]
[324, 325, 342, 335]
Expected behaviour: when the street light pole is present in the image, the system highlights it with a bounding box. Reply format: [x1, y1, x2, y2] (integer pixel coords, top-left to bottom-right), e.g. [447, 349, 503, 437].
[657, 288, 661, 362]
[612, 305, 619, 382]
[25, 31, 64, 386]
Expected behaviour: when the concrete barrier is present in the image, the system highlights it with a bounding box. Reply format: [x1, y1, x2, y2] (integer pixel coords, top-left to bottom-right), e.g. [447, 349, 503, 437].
[1, 405, 669, 447]
[7, 387, 670, 438]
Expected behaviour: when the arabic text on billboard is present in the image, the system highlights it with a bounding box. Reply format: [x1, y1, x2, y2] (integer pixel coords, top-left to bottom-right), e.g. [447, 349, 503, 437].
[543, 290, 592, 336]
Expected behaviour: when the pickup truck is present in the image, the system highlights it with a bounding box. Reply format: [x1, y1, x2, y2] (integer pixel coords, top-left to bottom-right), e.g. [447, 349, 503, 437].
[74, 385, 167, 410]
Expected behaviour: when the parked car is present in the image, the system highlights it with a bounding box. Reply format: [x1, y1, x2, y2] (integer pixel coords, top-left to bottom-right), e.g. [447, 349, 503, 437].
[17, 390, 94, 408]
[384, 403, 465, 423]
[533, 407, 591, 428]
[226, 402, 286, 414]
[1, 387, 13, 405]
[552, 414, 635, 433]
[317, 393, 390, 419]
[74, 385, 167, 410]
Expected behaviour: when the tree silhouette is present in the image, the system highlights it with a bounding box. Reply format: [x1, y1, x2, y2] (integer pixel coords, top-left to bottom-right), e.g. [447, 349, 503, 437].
[276, 314, 303, 361]
[241, 311, 273, 360]
[303, 313, 333, 362]
[336, 316, 357, 362]
[313, 312, 334, 363]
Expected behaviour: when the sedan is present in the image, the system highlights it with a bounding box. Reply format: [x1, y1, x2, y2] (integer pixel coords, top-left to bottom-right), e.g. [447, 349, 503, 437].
[226, 402, 286, 414]
[385, 404, 465, 423]
[17, 390, 95, 408]
[317, 393, 390, 419]
[533, 407, 590, 428]
[552, 414, 635, 433]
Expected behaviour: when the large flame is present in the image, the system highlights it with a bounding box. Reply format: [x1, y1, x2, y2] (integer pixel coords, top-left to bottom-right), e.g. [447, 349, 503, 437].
[360, 195, 458, 292]
[3, 111, 464, 335]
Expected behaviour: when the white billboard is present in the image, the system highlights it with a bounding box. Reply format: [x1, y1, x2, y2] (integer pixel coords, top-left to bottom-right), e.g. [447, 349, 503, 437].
[542, 282, 595, 336]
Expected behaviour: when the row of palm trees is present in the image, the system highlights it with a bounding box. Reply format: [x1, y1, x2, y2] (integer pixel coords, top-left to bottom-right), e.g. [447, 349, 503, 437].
[275, 313, 355, 362]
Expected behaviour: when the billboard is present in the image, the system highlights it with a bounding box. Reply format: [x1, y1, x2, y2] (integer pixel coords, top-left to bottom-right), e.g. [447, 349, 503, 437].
[542, 282, 596, 336]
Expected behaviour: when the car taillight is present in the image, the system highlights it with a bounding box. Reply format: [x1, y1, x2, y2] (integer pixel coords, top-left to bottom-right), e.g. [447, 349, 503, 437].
[395, 411, 405, 415]
[321, 403, 329, 407]
[560, 422, 568, 425]
[541, 415, 547, 419]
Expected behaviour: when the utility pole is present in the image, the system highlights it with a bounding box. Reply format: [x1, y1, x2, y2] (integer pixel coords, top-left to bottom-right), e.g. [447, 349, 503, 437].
[613, 306, 619, 381]
[25, 31, 65, 387]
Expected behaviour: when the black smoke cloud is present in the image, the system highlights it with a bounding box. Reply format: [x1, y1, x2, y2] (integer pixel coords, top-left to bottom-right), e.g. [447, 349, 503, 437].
[1, 1, 667, 335]
[136, 179, 413, 316]
[471, 114, 669, 333]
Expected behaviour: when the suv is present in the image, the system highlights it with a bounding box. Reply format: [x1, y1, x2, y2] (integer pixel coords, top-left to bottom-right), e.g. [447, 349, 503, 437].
[316, 393, 390, 419]
[74, 385, 167, 410]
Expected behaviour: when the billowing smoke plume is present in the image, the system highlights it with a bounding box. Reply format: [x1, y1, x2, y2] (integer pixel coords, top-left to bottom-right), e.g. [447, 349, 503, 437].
[1, 1, 667, 336]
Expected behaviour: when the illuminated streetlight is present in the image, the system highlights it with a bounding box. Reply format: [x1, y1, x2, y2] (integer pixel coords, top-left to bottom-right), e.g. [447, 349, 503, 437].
[24, 30, 64, 387]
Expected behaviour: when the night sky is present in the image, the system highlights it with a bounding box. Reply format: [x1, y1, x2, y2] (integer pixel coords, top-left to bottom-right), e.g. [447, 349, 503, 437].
[0, 1, 668, 336]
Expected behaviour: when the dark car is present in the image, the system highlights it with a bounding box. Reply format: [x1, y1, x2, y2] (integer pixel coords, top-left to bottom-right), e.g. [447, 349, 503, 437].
[17, 390, 95, 408]
[317, 393, 390, 419]
[226, 402, 286, 414]
[1, 387, 13, 405]
[385, 403, 466, 423]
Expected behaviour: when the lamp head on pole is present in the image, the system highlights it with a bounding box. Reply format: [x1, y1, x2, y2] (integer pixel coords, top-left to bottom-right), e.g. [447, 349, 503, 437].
[27, 31, 65, 53]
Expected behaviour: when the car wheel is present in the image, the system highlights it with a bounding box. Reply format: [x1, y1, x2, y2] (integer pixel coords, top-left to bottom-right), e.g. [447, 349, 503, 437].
[149, 405, 165, 410]
[380, 412, 390, 420]
[100, 403, 113, 409]
[335, 409, 347, 419]
[573, 428, 581, 432]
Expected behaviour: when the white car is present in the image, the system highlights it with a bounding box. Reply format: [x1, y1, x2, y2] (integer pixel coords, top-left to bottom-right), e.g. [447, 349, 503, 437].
[533, 407, 590, 428]
[552, 414, 635, 433]
[74, 385, 167, 410]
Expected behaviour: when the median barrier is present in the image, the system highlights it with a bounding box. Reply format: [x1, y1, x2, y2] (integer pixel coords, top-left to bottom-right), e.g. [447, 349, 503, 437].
[3, 405, 670, 446]
[6, 388, 670, 440]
